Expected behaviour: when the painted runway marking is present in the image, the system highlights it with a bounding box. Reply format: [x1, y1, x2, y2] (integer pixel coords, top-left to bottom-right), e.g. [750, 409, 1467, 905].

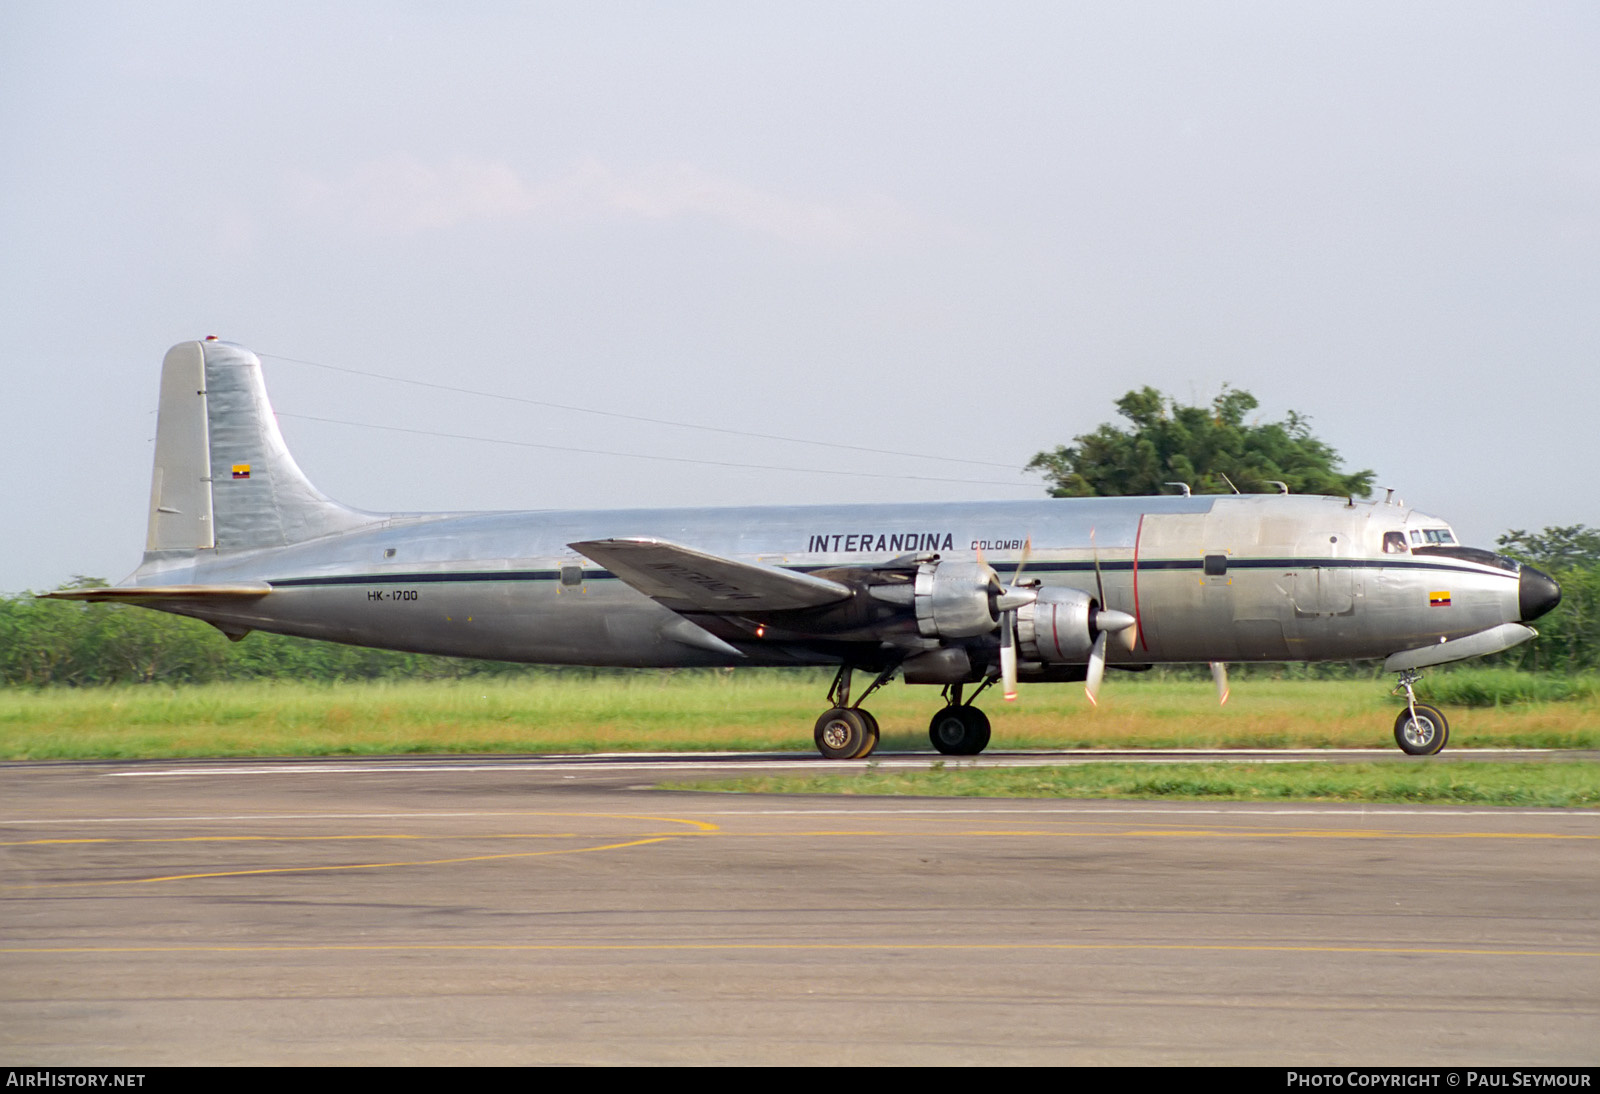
[7, 818, 1593, 895]
[0, 811, 722, 890]
[5, 941, 1598, 959]
[1, 810, 728, 827]
[95, 748, 1543, 778]
[6, 805, 1599, 827]
[1, 835, 682, 890]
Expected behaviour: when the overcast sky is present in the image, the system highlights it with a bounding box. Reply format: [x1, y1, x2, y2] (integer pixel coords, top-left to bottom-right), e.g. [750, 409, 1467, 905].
[3, 2, 1597, 592]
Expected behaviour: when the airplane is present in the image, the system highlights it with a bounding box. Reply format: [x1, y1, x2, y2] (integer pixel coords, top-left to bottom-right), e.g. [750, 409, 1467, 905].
[46, 338, 1562, 760]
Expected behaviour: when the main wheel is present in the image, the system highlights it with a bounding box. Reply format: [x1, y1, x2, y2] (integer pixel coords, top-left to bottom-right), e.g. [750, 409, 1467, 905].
[1394, 703, 1449, 756]
[815, 707, 875, 760]
[928, 705, 991, 756]
[852, 709, 881, 759]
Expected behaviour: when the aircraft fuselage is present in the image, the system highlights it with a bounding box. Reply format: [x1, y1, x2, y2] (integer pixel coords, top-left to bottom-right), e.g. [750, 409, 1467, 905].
[134, 493, 1531, 671]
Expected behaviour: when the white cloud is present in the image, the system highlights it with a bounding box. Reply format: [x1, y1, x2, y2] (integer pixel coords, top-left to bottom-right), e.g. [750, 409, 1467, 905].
[286, 154, 932, 248]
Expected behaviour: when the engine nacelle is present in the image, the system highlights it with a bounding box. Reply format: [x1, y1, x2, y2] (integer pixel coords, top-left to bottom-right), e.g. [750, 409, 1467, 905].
[912, 560, 998, 639]
[1017, 587, 1098, 662]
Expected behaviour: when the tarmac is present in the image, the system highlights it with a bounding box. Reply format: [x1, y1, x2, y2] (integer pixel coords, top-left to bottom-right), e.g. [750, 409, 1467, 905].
[3, 752, 1597, 1065]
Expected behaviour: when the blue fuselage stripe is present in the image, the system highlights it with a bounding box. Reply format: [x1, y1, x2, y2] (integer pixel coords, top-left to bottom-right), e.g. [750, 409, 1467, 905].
[264, 556, 1502, 589]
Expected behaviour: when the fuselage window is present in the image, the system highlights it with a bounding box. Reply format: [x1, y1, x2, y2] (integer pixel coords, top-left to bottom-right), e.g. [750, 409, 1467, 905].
[560, 564, 583, 587]
[1383, 532, 1408, 554]
[1203, 553, 1228, 576]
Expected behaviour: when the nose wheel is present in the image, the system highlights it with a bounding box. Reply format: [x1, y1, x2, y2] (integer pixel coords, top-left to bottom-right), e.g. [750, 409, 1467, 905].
[1392, 670, 1450, 755]
[1394, 702, 1449, 755]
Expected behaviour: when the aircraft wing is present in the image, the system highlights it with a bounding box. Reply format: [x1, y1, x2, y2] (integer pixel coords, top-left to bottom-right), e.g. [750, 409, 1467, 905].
[39, 584, 272, 602]
[569, 538, 851, 613]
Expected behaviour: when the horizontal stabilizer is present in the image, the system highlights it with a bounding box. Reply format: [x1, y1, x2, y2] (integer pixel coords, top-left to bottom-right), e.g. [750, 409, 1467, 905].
[570, 538, 851, 613]
[40, 584, 272, 603]
[1382, 622, 1536, 673]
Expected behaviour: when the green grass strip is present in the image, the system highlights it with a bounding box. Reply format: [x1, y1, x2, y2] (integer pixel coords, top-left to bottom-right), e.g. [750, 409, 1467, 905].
[671, 762, 1600, 809]
[3, 676, 1598, 760]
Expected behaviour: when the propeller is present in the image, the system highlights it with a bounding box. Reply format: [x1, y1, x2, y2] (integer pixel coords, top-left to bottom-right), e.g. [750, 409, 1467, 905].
[981, 533, 1139, 707]
[1084, 527, 1137, 706]
[981, 540, 1035, 702]
[1083, 608, 1136, 706]
[1211, 662, 1230, 705]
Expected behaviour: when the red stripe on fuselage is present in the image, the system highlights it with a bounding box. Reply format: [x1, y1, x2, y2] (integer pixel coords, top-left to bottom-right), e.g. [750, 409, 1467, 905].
[1133, 513, 1147, 651]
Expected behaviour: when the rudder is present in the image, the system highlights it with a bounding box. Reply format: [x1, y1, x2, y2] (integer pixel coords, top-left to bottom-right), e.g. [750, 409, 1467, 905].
[144, 339, 374, 557]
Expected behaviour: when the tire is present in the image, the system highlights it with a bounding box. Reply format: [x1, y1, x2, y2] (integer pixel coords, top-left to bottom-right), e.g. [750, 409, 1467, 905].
[851, 709, 881, 759]
[815, 707, 873, 760]
[1394, 703, 1449, 756]
[928, 705, 992, 756]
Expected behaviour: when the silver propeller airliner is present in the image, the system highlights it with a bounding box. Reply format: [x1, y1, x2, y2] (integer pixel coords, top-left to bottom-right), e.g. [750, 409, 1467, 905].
[49, 339, 1562, 759]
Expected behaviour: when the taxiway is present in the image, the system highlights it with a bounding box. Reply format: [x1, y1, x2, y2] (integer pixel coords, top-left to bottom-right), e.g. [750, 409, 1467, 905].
[3, 753, 1597, 1065]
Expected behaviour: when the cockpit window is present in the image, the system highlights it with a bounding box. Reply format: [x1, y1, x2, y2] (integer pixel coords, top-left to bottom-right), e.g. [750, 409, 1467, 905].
[1410, 528, 1456, 546]
[1383, 532, 1409, 554]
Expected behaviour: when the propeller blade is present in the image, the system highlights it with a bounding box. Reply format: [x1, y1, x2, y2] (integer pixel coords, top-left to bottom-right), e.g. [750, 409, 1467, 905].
[1089, 526, 1106, 607]
[988, 539, 1038, 613]
[1000, 609, 1018, 701]
[974, 545, 1009, 613]
[1012, 536, 1033, 585]
[1211, 661, 1230, 705]
[1084, 631, 1108, 706]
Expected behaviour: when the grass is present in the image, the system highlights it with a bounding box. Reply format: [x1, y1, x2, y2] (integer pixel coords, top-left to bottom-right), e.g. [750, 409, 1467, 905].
[1416, 668, 1600, 707]
[671, 761, 1600, 809]
[2, 671, 1597, 761]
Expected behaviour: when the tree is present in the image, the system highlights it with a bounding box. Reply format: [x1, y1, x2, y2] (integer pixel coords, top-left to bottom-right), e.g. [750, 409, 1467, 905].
[1496, 525, 1600, 572]
[1494, 526, 1599, 673]
[1026, 386, 1375, 498]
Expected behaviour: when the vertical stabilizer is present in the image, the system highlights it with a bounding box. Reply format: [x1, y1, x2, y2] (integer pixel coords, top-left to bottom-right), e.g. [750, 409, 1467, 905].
[146, 342, 214, 551]
[145, 339, 374, 556]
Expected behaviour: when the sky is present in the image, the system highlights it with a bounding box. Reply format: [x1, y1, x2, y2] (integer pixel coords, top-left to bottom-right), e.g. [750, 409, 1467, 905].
[3, 2, 1597, 592]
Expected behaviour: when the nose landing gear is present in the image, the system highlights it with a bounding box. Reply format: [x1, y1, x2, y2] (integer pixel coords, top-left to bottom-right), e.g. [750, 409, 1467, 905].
[1392, 669, 1450, 756]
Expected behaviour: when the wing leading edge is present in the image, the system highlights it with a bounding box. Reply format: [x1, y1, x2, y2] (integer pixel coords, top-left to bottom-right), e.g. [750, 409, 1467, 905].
[40, 584, 273, 602]
[569, 538, 851, 613]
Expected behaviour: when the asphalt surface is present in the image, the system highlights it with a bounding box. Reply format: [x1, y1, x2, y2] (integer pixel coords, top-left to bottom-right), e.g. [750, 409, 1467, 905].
[3, 752, 1597, 1065]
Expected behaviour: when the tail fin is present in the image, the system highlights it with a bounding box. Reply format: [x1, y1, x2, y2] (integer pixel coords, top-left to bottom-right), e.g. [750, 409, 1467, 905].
[145, 339, 374, 555]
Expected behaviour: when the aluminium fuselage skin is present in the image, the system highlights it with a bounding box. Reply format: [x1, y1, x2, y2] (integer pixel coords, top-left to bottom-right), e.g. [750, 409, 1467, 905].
[131, 492, 1533, 672]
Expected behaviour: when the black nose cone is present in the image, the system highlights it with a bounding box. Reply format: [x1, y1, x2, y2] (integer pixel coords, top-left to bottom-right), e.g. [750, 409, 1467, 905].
[1519, 565, 1562, 622]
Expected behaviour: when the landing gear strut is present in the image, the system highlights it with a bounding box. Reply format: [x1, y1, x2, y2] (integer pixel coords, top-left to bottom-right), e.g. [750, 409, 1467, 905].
[813, 664, 892, 760]
[1392, 669, 1449, 756]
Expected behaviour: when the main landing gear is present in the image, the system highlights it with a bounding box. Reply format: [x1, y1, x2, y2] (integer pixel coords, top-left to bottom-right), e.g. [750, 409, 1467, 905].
[813, 664, 894, 760]
[1392, 669, 1449, 756]
[812, 668, 1000, 760]
[927, 680, 995, 756]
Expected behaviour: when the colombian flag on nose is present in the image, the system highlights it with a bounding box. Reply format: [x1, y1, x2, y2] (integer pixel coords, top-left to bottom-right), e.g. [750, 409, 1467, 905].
[1429, 590, 1451, 607]
[232, 464, 251, 479]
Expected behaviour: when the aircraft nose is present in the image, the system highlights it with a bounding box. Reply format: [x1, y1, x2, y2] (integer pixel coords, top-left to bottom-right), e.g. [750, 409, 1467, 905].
[1518, 565, 1561, 622]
